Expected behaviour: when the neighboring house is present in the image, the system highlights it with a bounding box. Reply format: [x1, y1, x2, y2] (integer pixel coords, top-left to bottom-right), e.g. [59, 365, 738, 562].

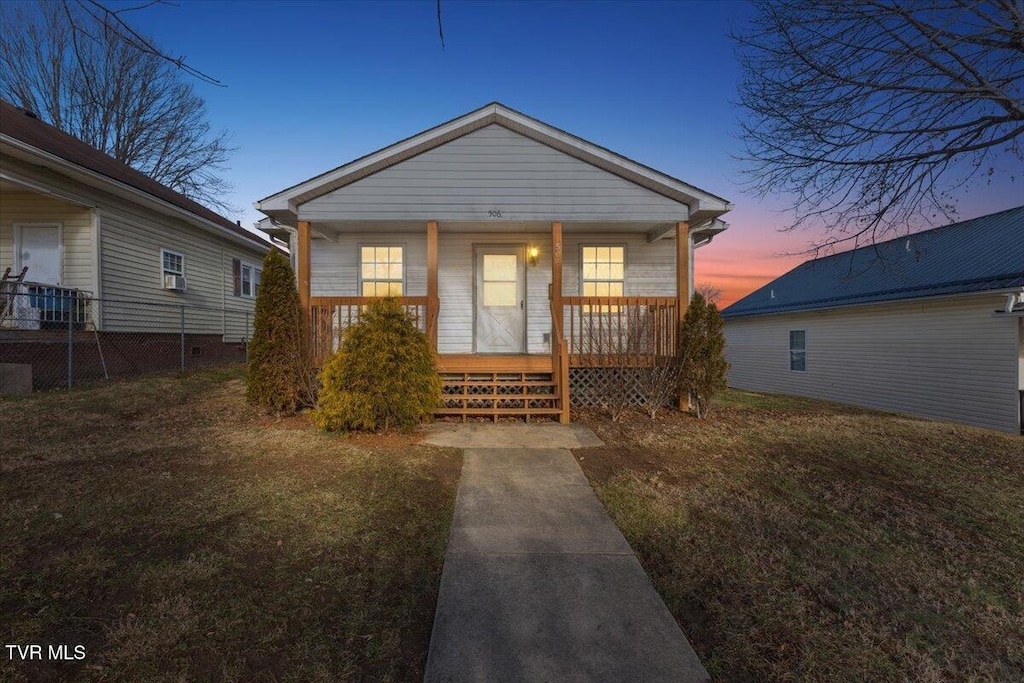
[721, 207, 1024, 434]
[0, 99, 275, 388]
[256, 102, 733, 422]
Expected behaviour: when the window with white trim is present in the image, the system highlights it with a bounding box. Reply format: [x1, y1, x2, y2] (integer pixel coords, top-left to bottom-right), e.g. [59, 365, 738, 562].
[789, 330, 806, 372]
[240, 262, 262, 298]
[161, 249, 184, 279]
[582, 246, 624, 312]
[360, 246, 404, 296]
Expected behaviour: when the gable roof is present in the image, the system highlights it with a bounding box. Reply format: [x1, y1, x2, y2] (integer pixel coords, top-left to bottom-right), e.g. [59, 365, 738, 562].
[0, 99, 270, 251]
[255, 102, 732, 226]
[721, 206, 1024, 318]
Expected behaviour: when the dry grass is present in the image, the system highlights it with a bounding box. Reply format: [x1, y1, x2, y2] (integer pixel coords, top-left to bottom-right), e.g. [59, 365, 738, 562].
[0, 366, 460, 682]
[576, 392, 1024, 683]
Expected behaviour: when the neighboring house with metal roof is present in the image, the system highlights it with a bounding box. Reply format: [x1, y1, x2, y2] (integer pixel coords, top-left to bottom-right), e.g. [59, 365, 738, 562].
[721, 206, 1024, 433]
[256, 102, 732, 422]
[0, 99, 275, 388]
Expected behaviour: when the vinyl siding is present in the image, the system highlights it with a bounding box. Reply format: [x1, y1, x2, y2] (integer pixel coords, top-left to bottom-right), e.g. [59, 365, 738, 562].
[309, 230, 679, 355]
[99, 206, 265, 338]
[1, 154, 268, 339]
[724, 295, 1021, 433]
[300, 125, 690, 223]
[0, 192, 95, 292]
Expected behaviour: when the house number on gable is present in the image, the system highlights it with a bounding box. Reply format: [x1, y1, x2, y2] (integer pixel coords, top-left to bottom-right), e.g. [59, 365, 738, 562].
[487, 210, 503, 218]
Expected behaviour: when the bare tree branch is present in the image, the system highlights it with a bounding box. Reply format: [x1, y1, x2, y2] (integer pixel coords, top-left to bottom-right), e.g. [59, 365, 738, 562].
[0, 1, 236, 213]
[437, 0, 446, 50]
[732, 0, 1024, 252]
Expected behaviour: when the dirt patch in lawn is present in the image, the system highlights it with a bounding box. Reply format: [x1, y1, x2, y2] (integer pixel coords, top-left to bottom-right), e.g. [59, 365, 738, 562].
[0, 365, 460, 683]
[575, 392, 1024, 683]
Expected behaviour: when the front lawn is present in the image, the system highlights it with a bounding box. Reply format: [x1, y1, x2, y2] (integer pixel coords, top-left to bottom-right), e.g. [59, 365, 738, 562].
[576, 392, 1024, 682]
[0, 366, 460, 682]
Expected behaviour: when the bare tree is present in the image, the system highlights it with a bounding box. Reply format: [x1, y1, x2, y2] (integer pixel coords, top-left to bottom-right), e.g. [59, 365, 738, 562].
[734, 0, 1024, 251]
[695, 283, 722, 305]
[0, 1, 235, 213]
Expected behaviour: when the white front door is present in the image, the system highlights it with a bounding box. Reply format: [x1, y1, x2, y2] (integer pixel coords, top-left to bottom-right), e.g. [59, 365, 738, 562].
[475, 246, 526, 353]
[15, 224, 62, 285]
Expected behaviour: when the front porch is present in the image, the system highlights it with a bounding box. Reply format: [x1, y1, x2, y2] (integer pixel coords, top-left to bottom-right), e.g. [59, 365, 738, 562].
[298, 221, 692, 423]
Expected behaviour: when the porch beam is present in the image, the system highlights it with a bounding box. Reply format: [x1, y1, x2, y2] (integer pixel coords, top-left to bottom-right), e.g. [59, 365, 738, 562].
[551, 222, 569, 424]
[297, 220, 311, 315]
[676, 220, 689, 410]
[646, 223, 676, 243]
[427, 220, 439, 352]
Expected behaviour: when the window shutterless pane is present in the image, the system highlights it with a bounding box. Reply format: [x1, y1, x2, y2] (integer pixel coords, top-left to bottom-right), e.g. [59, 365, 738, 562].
[483, 254, 517, 282]
[361, 247, 374, 262]
[163, 252, 183, 274]
[389, 247, 402, 263]
[610, 262, 623, 280]
[582, 247, 597, 261]
[609, 247, 624, 262]
[483, 281, 517, 307]
[609, 282, 623, 297]
[388, 263, 403, 280]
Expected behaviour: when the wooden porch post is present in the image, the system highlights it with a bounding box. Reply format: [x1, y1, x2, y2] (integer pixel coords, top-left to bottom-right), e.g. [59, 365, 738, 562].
[297, 220, 311, 315]
[676, 220, 689, 410]
[427, 220, 439, 353]
[551, 222, 569, 423]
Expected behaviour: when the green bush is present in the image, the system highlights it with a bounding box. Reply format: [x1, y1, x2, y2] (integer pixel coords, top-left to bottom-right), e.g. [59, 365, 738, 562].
[245, 250, 312, 413]
[678, 292, 729, 419]
[314, 297, 441, 431]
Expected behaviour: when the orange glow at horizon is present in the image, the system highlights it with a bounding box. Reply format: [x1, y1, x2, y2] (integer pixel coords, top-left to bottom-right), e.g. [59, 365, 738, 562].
[694, 214, 811, 308]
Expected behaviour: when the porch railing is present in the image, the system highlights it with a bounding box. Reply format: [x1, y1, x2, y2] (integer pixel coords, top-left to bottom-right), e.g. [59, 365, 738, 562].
[308, 296, 434, 364]
[561, 296, 678, 367]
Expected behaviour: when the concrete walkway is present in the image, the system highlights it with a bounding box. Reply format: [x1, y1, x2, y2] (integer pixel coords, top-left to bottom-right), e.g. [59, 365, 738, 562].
[423, 426, 709, 682]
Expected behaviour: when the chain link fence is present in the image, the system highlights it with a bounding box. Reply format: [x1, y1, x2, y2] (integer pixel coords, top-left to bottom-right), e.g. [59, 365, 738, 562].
[1, 285, 253, 392]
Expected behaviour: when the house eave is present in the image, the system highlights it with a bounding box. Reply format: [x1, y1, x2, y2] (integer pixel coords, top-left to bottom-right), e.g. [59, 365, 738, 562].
[2, 135, 271, 254]
[255, 103, 733, 223]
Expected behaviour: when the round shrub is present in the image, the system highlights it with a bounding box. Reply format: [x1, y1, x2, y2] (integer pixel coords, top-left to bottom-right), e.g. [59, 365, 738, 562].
[314, 297, 441, 431]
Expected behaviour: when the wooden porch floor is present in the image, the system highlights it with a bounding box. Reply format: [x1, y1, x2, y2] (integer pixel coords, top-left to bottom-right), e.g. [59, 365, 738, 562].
[436, 354, 553, 374]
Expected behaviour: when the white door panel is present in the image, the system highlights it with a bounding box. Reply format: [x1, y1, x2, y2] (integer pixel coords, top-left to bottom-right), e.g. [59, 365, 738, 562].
[475, 246, 525, 353]
[15, 224, 62, 285]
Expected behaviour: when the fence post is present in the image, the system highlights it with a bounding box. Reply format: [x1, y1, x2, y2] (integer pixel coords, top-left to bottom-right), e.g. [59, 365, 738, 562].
[180, 305, 186, 372]
[67, 293, 73, 389]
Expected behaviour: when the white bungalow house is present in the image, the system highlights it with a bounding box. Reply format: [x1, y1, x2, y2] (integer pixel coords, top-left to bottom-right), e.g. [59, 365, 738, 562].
[721, 207, 1024, 434]
[0, 99, 274, 388]
[257, 102, 733, 422]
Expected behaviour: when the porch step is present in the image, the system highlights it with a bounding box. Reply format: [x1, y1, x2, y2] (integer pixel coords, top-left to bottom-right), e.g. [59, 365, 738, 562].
[437, 371, 567, 423]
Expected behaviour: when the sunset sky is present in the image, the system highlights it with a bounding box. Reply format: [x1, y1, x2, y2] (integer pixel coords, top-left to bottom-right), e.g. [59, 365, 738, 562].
[115, 0, 1021, 307]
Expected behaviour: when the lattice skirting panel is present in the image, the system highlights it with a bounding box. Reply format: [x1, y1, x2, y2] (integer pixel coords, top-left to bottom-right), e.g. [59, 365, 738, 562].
[568, 367, 675, 408]
[441, 372, 557, 410]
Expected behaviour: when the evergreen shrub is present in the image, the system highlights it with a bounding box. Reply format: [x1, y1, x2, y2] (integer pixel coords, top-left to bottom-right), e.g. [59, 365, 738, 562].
[678, 292, 730, 419]
[314, 297, 441, 431]
[246, 250, 312, 413]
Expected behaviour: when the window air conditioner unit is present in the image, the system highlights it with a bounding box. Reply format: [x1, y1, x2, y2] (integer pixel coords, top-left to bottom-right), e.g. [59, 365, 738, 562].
[164, 274, 187, 291]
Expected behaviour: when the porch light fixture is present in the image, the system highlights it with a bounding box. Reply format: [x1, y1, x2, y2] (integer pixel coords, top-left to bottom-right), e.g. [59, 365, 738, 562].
[527, 245, 540, 267]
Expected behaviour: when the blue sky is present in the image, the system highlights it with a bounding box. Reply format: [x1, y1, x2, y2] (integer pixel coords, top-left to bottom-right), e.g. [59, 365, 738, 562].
[110, 0, 1020, 303]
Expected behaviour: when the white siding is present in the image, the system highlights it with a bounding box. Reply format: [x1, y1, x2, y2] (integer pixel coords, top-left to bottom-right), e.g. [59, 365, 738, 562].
[724, 295, 1021, 433]
[563, 233, 677, 296]
[99, 207, 265, 338]
[0, 192, 95, 292]
[300, 125, 689, 223]
[1, 154, 268, 339]
[309, 230, 680, 355]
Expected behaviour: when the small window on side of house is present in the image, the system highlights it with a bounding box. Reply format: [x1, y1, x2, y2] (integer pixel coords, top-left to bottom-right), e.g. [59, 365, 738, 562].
[239, 262, 263, 298]
[789, 330, 806, 372]
[161, 249, 184, 278]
